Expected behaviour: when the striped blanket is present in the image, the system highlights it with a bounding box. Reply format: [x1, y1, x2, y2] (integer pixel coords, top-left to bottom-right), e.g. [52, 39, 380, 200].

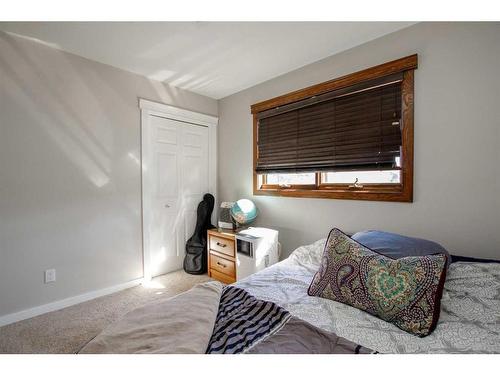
[207, 286, 291, 353]
[207, 286, 374, 354]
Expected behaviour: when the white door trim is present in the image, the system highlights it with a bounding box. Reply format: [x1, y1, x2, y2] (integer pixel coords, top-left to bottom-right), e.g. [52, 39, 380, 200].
[140, 99, 218, 281]
[139, 99, 218, 127]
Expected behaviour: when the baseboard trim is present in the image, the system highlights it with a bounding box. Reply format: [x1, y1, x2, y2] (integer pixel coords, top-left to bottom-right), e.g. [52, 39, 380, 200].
[0, 278, 144, 327]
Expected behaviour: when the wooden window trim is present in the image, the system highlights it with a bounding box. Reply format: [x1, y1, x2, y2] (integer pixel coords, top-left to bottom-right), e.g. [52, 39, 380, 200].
[252, 55, 416, 203]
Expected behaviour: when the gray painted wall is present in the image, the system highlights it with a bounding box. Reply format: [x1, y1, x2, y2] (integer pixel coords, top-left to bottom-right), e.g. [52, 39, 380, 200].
[0, 31, 217, 317]
[218, 22, 500, 260]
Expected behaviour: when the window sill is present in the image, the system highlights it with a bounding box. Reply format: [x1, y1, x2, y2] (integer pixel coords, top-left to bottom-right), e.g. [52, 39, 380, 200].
[254, 184, 412, 202]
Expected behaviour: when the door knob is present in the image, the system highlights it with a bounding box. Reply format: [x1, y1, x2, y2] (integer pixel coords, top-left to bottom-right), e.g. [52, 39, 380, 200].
[165, 204, 170, 208]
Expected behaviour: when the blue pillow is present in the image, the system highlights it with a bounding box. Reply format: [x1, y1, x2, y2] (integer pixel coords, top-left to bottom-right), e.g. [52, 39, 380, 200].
[351, 230, 450, 267]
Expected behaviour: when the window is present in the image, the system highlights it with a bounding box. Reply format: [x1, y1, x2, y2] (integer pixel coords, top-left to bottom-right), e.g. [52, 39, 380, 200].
[252, 55, 417, 202]
[323, 170, 400, 184]
[265, 173, 316, 186]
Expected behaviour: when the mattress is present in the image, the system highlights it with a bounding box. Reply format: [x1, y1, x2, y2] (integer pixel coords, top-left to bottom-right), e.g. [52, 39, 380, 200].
[235, 239, 500, 353]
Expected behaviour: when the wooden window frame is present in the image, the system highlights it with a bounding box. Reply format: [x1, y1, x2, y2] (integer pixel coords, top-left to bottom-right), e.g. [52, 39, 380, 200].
[251, 55, 417, 202]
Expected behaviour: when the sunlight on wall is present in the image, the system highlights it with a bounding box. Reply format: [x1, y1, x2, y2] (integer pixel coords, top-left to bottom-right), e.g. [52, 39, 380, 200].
[153, 246, 167, 264]
[127, 152, 146, 171]
[148, 80, 173, 104]
[0, 32, 114, 188]
[2, 71, 111, 188]
[4, 31, 61, 50]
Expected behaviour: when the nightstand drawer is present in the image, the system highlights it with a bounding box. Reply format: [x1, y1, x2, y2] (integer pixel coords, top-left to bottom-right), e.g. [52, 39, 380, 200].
[210, 269, 235, 284]
[210, 253, 236, 277]
[209, 235, 235, 257]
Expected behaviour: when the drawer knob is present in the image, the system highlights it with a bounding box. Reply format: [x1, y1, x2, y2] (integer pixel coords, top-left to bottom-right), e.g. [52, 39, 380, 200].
[216, 262, 227, 268]
[216, 242, 227, 248]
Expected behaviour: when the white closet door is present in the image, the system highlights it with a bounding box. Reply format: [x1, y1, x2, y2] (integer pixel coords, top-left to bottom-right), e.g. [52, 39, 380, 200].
[147, 115, 209, 277]
[180, 123, 209, 255]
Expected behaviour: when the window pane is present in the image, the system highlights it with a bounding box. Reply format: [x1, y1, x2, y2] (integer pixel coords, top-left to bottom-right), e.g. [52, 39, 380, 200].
[266, 173, 315, 185]
[323, 170, 400, 184]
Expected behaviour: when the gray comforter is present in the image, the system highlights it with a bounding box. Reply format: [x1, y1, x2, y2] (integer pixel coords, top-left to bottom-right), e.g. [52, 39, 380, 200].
[79, 281, 373, 354]
[79, 282, 223, 354]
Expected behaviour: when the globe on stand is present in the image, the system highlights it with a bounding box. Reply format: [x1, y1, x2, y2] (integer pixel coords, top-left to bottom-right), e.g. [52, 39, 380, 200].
[230, 199, 258, 227]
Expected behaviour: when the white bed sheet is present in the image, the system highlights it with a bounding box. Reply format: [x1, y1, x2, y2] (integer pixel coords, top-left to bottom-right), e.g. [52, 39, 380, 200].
[235, 239, 500, 353]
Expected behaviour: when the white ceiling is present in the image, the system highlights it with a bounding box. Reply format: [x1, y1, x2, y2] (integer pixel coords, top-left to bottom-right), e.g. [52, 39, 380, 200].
[0, 22, 415, 99]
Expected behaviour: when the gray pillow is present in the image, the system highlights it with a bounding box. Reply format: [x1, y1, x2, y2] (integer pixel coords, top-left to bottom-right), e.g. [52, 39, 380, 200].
[351, 230, 450, 267]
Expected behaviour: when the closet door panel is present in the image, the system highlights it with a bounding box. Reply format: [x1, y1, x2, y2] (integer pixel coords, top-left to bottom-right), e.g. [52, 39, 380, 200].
[146, 115, 209, 277]
[180, 124, 209, 256]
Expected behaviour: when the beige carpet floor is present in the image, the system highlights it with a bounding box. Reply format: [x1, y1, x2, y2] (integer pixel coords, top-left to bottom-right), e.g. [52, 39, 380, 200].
[0, 270, 211, 354]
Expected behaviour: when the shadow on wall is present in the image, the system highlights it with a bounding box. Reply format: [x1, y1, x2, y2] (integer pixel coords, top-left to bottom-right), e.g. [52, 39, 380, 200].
[0, 31, 112, 188]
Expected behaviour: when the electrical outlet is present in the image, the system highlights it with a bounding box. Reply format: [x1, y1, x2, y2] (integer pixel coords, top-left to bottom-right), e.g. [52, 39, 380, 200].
[45, 269, 56, 283]
[264, 255, 270, 267]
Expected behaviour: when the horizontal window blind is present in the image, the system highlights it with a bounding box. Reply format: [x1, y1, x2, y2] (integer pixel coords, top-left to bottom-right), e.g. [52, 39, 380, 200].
[256, 73, 403, 174]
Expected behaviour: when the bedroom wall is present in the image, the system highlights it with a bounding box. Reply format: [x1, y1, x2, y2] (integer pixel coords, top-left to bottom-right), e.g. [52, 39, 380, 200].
[218, 22, 500, 260]
[0, 31, 218, 318]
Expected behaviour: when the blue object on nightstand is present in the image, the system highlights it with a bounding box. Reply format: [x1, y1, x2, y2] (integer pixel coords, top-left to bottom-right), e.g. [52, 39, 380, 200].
[230, 199, 258, 226]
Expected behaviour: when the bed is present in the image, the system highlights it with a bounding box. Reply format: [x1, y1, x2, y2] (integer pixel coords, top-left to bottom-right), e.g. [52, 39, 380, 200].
[79, 237, 500, 354]
[236, 238, 500, 354]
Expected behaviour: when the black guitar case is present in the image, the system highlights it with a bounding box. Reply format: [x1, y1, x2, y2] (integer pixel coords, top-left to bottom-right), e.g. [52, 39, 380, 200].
[183, 193, 216, 274]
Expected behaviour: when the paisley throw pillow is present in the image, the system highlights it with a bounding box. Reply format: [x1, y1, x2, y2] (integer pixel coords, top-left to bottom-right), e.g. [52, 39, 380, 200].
[307, 228, 448, 337]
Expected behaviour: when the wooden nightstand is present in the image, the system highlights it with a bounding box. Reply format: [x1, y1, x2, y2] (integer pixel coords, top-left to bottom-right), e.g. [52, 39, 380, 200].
[207, 229, 237, 284]
[207, 227, 280, 284]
